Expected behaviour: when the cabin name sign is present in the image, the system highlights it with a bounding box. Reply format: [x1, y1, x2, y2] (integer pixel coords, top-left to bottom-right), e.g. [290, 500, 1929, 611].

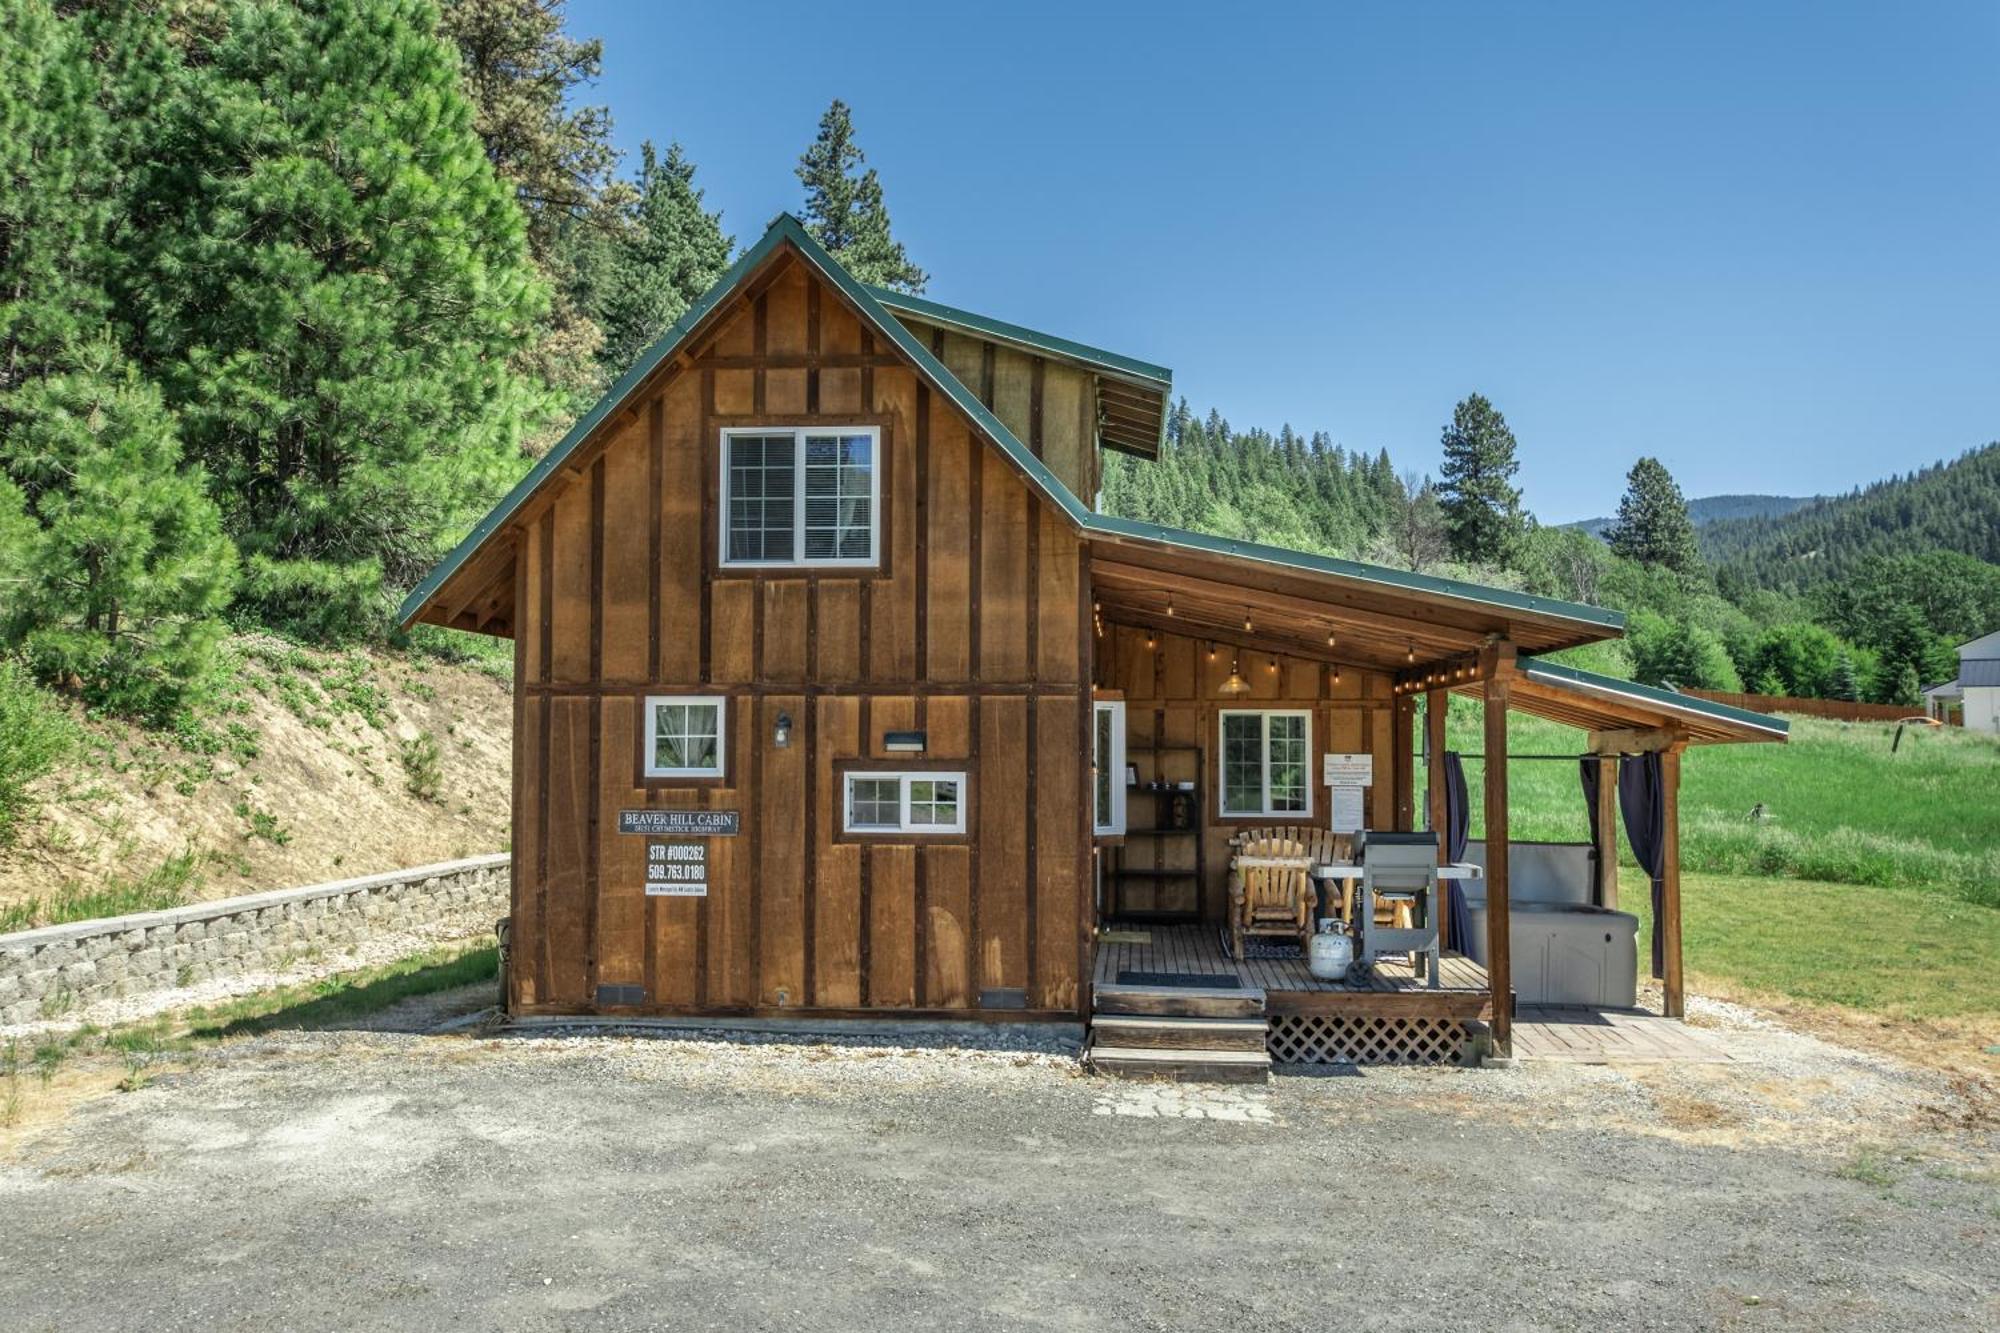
[617, 809, 740, 836]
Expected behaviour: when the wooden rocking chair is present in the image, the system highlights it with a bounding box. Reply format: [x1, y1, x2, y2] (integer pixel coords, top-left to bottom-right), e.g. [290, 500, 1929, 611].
[1227, 835, 1314, 961]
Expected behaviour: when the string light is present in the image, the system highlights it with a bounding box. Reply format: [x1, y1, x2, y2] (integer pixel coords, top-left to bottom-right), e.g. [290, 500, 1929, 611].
[1165, 596, 1176, 618]
[1326, 629, 1335, 647]
[1244, 615, 1254, 633]
[1207, 641, 1217, 661]
[1331, 664, 1341, 684]
[1145, 632, 1156, 650]
[1406, 644, 1416, 663]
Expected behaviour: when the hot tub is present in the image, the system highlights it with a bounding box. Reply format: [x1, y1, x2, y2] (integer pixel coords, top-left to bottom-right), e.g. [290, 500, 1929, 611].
[1461, 900, 1639, 1009]
[1458, 839, 1640, 1009]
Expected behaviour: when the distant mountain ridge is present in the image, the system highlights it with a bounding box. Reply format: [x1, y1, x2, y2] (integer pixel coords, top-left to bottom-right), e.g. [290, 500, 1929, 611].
[1569, 492, 1819, 537]
[1699, 443, 2000, 590]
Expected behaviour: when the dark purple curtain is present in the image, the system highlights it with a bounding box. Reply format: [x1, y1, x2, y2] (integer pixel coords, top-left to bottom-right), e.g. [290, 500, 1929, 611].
[1579, 757, 1604, 907]
[1617, 751, 1667, 978]
[1442, 751, 1472, 950]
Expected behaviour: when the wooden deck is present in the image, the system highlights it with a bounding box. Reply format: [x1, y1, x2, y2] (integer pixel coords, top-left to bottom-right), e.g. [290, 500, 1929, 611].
[1511, 1006, 1738, 1064]
[1092, 922, 1494, 1019]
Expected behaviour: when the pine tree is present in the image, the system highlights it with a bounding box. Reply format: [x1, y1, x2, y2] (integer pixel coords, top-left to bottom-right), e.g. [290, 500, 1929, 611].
[1828, 652, 1861, 702]
[1436, 394, 1527, 564]
[796, 99, 926, 292]
[0, 0, 235, 720]
[591, 141, 733, 373]
[0, 359, 235, 721]
[119, 0, 550, 638]
[1608, 456, 1702, 577]
[440, 0, 623, 404]
[1885, 662, 1922, 709]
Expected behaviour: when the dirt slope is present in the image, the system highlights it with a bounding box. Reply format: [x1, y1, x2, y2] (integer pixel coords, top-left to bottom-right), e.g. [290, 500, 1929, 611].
[0, 634, 511, 921]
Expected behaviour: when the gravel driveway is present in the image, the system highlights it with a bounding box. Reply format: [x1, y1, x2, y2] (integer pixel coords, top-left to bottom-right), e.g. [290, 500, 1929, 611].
[2, 1009, 1994, 1332]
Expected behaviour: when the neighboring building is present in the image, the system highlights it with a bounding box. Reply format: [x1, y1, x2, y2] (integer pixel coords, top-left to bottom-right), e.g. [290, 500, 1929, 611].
[399, 214, 1782, 1054]
[1927, 631, 2000, 731]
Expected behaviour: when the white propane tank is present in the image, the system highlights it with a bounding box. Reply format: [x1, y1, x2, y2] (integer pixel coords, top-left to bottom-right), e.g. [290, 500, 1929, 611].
[1308, 922, 1353, 981]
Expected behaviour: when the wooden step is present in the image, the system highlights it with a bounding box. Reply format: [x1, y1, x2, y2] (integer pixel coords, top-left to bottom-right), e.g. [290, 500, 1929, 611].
[1087, 1044, 1271, 1084]
[1092, 983, 1266, 1020]
[1090, 1015, 1269, 1053]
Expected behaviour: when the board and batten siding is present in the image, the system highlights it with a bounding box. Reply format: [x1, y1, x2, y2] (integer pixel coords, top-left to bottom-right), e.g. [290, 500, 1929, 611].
[1098, 624, 1408, 921]
[507, 258, 1092, 1020]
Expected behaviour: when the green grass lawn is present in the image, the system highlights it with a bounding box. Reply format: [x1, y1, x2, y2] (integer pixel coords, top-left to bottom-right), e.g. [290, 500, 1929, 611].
[1445, 706, 2000, 909]
[1434, 703, 1999, 1023]
[1623, 871, 2000, 1020]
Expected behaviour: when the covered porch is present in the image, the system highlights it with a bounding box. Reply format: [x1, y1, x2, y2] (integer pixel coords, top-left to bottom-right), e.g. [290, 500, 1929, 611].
[1082, 520, 1788, 1068]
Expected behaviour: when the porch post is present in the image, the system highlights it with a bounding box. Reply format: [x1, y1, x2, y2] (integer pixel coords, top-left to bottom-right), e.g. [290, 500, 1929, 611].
[1594, 754, 1619, 909]
[1482, 644, 1514, 1055]
[1660, 743, 1685, 1019]
[1425, 687, 1450, 949]
[1393, 694, 1416, 831]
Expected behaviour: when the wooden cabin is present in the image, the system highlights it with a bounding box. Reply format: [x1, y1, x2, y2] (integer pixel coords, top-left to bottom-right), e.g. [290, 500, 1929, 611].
[402, 214, 1786, 1063]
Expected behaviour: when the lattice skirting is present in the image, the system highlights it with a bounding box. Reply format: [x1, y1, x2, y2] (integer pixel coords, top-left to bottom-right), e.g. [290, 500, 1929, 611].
[1267, 1013, 1471, 1066]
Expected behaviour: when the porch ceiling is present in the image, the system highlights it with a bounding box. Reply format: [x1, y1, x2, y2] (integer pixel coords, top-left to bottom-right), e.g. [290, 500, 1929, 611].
[1087, 541, 1615, 674]
[1451, 658, 1790, 746]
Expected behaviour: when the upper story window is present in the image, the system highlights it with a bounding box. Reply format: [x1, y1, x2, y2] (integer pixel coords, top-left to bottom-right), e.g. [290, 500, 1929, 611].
[1219, 709, 1311, 817]
[721, 426, 879, 567]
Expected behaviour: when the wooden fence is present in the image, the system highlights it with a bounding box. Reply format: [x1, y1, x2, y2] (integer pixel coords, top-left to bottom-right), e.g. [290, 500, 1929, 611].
[1681, 689, 1933, 724]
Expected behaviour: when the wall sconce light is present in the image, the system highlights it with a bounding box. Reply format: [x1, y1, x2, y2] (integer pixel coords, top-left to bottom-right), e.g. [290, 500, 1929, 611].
[883, 730, 926, 753]
[773, 710, 793, 748]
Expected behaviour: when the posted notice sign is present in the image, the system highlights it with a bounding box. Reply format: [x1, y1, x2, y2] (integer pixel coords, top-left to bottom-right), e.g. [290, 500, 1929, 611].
[645, 840, 709, 896]
[1323, 753, 1374, 787]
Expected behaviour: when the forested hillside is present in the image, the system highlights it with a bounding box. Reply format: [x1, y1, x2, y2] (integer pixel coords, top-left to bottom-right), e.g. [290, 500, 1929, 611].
[1701, 444, 2000, 590]
[1100, 403, 1405, 557]
[1102, 394, 2000, 710]
[0, 0, 935, 920]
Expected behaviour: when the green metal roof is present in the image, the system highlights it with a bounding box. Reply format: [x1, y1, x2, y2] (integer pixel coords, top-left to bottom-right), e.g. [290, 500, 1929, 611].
[1080, 513, 1626, 631]
[1518, 656, 1790, 739]
[864, 285, 1173, 389]
[398, 213, 1627, 645]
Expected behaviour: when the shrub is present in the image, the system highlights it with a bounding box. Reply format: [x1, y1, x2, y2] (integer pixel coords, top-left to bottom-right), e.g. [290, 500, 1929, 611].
[0, 659, 75, 850]
[399, 733, 443, 802]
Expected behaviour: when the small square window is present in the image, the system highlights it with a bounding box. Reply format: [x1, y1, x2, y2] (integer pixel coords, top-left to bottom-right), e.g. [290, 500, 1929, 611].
[646, 696, 726, 778]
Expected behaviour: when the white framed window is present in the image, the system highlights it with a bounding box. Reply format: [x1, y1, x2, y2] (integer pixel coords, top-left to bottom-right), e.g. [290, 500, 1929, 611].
[843, 771, 967, 835]
[720, 426, 880, 567]
[1219, 709, 1312, 817]
[645, 695, 726, 778]
[1093, 700, 1126, 835]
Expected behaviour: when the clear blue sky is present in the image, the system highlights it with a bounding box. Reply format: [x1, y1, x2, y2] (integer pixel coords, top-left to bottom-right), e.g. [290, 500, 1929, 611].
[569, 0, 1997, 522]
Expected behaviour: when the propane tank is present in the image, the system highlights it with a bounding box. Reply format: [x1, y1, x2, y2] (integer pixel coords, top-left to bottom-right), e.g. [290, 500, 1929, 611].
[1308, 920, 1353, 981]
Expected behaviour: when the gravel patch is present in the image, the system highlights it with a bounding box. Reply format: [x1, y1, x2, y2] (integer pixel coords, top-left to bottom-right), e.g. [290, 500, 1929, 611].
[1, 1012, 1993, 1332]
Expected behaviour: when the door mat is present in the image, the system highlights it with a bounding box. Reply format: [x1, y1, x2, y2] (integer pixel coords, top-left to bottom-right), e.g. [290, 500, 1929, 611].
[1099, 929, 1151, 944]
[1116, 971, 1243, 989]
